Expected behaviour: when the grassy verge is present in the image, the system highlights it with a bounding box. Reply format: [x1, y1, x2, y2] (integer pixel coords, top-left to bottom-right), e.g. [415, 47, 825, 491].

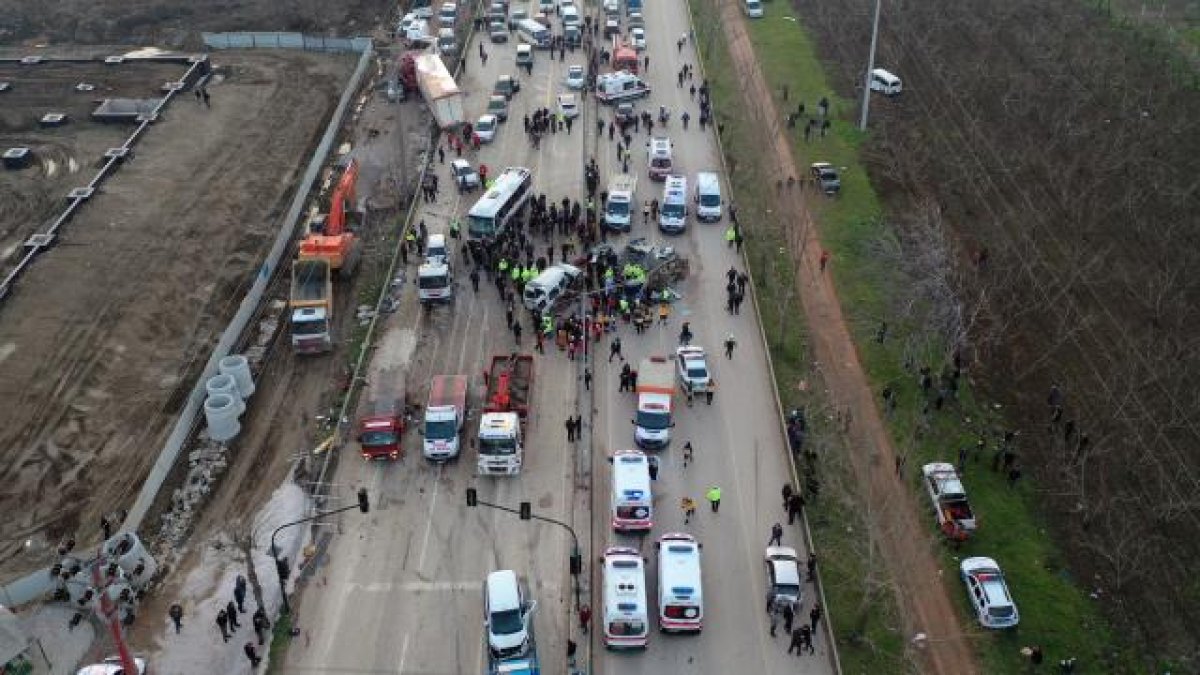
[266, 612, 293, 674]
[689, 0, 1138, 672]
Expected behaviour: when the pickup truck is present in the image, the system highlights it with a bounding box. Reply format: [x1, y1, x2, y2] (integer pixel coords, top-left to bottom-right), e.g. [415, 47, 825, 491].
[922, 462, 977, 541]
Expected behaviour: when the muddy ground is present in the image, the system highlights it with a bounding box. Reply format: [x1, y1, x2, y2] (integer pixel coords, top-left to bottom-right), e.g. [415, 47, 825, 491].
[0, 0, 397, 48]
[0, 48, 357, 578]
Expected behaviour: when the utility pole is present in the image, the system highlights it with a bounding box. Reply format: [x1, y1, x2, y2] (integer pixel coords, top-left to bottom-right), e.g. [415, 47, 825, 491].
[271, 488, 370, 615]
[858, 0, 883, 131]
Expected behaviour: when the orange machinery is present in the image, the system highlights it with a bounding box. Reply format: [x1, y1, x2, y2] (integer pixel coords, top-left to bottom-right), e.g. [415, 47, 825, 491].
[299, 158, 362, 275]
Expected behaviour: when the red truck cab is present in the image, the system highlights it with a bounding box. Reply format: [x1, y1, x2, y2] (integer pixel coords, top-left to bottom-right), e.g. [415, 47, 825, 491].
[358, 414, 405, 460]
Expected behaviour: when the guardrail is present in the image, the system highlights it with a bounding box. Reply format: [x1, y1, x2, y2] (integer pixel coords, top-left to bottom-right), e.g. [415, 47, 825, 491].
[202, 32, 373, 53]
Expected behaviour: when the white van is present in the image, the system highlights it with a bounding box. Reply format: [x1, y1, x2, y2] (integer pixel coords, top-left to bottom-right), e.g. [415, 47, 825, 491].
[438, 1, 458, 26]
[694, 171, 722, 222]
[561, 5, 581, 27]
[425, 233, 449, 264]
[516, 43, 534, 67]
[522, 263, 580, 312]
[610, 450, 652, 532]
[646, 136, 673, 181]
[484, 570, 534, 660]
[657, 533, 703, 632]
[659, 175, 688, 234]
[744, 0, 763, 17]
[516, 18, 550, 49]
[870, 68, 903, 96]
[437, 27, 457, 55]
[603, 547, 649, 649]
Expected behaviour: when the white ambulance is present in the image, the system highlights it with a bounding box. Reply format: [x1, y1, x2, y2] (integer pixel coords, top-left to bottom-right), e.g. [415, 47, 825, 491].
[602, 547, 649, 649]
[656, 533, 703, 632]
[610, 450, 653, 532]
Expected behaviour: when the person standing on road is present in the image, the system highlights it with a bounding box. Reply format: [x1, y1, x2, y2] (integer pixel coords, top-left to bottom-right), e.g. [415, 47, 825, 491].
[234, 575, 247, 614]
[648, 456, 659, 481]
[566, 417, 576, 442]
[810, 602, 823, 633]
[787, 493, 805, 524]
[769, 522, 784, 546]
[787, 625, 805, 655]
[574, 415, 583, 441]
[681, 496, 696, 523]
[682, 441, 694, 466]
[706, 485, 722, 512]
[226, 601, 241, 631]
[782, 483, 794, 511]
[769, 605, 780, 637]
[583, 367, 592, 390]
[609, 336, 623, 362]
[216, 608, 230, 642]
[513, 321, 523, 345]
[724, 333, 737, 359]
[244, 642, 262, 668]
[252, 607, 270, 646]
[168, 604, 184, 634]
[807, 552, 818, 582]
[578, 604, 592, 633]
[819, 250, 830, 271]
[782, 602, 795, 633]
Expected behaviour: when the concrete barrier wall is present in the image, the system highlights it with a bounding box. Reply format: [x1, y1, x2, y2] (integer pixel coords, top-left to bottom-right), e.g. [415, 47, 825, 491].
[0, 42, 376, 608]
[201, 32, 372, 53]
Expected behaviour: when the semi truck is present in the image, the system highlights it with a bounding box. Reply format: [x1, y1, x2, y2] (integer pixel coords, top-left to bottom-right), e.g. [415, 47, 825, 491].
[415, 53, 465, 129]
[604, 174, 637, 231]
[290, 258, 334, 354]
[922, 462, 977, 541]
[423, 375, 469, 461]
[478, 354, 534, 476]
[634, 356, 674, 449]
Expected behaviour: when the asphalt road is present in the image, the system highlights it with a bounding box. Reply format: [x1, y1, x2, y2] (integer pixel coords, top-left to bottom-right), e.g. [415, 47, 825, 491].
[284, 0, 836, 672]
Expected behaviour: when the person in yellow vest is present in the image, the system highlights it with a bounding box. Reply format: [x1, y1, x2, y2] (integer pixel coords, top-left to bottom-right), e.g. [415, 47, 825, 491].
[511, 265, 521, 282]
[498, 258, 510, 275]
[724, 225, 737, 247]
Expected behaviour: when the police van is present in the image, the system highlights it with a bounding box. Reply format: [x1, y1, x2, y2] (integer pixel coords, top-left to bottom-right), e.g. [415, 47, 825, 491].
[603, 547, 649, 649]
[658, 175, 688, 234]
[656, 533, 703, 632]
[609, 450, 653, 532]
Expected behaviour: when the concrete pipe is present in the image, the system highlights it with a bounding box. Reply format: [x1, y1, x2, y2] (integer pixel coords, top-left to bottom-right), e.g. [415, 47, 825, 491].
[206, 374, 245, 416]
[219, 354, 255, 398]
[204, 393, 241, 443]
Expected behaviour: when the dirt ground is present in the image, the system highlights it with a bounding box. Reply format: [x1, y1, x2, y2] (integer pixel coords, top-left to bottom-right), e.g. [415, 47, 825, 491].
[0, 58, 192, 275]
[0, 48, 357, 579]
[0, 0, 396, 48]
[715, 5, 981, 675]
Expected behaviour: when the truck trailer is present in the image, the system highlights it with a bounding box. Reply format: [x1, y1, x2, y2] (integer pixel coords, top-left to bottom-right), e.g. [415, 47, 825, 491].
[415, 53, 466, 129]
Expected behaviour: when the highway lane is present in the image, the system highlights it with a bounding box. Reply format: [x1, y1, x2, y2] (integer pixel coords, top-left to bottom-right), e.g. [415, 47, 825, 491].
[283, 12, 590, 674]
[583, 0, 837, 672]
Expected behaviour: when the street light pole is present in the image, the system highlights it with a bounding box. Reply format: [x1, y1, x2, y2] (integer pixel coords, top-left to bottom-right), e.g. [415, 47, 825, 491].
[858, 0, 883, 131]
[271, 488, 370, 615]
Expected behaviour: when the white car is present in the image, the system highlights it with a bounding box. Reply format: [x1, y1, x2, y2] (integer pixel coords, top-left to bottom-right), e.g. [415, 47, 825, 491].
[451, 158, 480, 191]
[77, 656, 148, 675]
[564, 65, 586, 90]
[764, 546, 803, 611]
[676, 345, 713, 396]
[630, 27, 647, 51]
[475, 114, 499, 143]
[960, 557, 1019, 629]
[557, 93, 580, 119]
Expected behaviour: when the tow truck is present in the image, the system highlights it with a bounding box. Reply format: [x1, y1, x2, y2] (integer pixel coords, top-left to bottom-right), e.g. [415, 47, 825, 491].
[478, 354, 534, 475]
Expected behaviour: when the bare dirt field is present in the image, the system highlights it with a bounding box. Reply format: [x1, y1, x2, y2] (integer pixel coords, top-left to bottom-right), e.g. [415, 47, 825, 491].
[0, 0, 395, 48]
[0, 58, 191, 273]
[794, 0, 1200, 662]
[0, 48, 356, 579]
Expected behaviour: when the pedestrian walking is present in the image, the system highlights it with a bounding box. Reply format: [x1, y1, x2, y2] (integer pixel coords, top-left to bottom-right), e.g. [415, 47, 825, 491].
[252, 607, 270, 646]
[706, 485, 722, 512]
[566, 417, 576, 442]
[800, 624, 814, 653]
[783, 602, 795, 633]
[769, 522, 784, 546]
[583, 367, 592, 390]
[201, 88, 211, 107]
[819, 250, 830, 271]
[810, 602, 823, 633]
[226, 601, 241, 630]
[787, 493, 805, 524]
[648, 456, 659, 481]
[608, 336, 623, 362]
[769, 605, 780, 637]
[168, 603, 183, 634]
[682, 441, 694, 466]
[234, 575, 247, 613]
[724, 333, 737, 359]
[574, 415, 583, 440]
[787, 625, 805, 655]
[807, 552, 817, 581]
[244, 642, 262, 668]
[216, 608, 230, 642]
[782, 483, 794, 510]
[579, 604, 592, 633]
[681, 496, 696, 523]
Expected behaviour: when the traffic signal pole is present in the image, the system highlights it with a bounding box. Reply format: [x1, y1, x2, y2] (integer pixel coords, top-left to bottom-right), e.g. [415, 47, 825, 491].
[271, 488, 370, 615]
[466, 490, 583, 610]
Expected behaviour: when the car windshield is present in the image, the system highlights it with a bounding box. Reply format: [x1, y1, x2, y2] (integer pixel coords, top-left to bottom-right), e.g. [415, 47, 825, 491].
[774, 582, 801, 598]
[569, 67, 583, 77]
[662, 202, 684, 217]
[491, 608, 524, 635]
[608, 201, 629, 216]
[361, 431, 397, 446]
[608, 620, 646, 636]
[480, 437, 516, 455]
[988, 604, 1015, 618]
[700, 194, 720, 207]
[686, 366, 708, 379]
[418, 274, 449, 289]
[425, 419, 457, 439]
[478, 119, 494, 131]
[292, 320, 328, 336]
[636, 410, 670, 430]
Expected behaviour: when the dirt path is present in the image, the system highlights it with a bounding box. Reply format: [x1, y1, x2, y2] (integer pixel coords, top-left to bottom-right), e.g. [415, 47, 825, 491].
[715, 7, 980, 674]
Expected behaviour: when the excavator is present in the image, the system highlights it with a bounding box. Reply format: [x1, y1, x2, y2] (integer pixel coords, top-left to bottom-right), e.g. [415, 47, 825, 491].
[299, 158, 362, 276]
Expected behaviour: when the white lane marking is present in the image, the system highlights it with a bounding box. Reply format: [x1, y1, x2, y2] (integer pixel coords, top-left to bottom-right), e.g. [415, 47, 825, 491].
[417, 463, 443, 572]
[344, 580, 480, 592]
[397, 633, 411, 674]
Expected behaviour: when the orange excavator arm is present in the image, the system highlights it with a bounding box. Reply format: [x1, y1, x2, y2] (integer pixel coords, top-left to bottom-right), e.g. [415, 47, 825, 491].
[326, 159, 359, 236]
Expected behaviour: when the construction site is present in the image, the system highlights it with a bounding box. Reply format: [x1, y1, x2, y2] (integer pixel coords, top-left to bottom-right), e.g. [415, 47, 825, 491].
[0, 41, 421, 586]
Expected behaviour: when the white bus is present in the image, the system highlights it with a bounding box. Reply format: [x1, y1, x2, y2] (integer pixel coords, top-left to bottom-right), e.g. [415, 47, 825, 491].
[603, 547, 649, 649]
[467, 166, 533, 240]
[657, 533, 703, 632]
[610, 450, 652, 532]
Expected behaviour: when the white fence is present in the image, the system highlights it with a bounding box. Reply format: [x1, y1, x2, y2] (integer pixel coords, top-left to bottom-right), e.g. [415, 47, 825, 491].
[202, 32, 373, 53]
